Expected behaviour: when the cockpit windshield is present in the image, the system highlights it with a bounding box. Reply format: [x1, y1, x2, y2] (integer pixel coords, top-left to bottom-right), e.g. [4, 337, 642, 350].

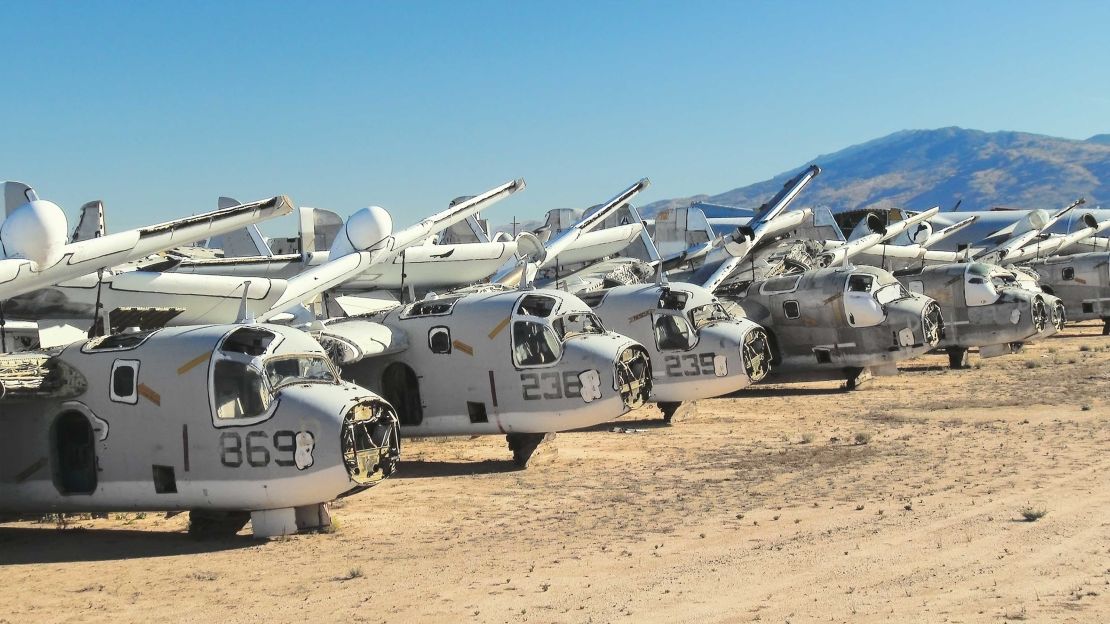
[512, 321, 562, 366]
[553, 312, 605, 339]
[263, 355, 339, 391]
[874, 282, 910, 305]
[689, 303, 733, 329]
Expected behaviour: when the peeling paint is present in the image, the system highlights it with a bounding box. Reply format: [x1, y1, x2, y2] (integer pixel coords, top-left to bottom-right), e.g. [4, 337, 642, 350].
[295, 431, 315, 470]
[578, 369, 602, 403]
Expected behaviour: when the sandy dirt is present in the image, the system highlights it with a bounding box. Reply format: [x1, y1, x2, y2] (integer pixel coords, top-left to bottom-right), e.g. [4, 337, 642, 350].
[2, 322, 1108, 623]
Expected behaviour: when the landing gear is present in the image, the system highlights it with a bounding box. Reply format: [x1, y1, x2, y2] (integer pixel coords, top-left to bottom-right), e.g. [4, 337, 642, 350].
[947, 347, 970, 369]
[188, 510, 250, 538]
[506, 432, 555, 468]
[844, 367, 866, 391]
[658, 401, 696, 423]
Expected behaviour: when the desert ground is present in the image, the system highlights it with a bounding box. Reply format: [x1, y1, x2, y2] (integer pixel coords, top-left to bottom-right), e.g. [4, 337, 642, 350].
[1, 322, 1108, 623]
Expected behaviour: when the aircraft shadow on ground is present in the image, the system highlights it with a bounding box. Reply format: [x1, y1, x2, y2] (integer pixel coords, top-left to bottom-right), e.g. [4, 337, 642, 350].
[0, 527, 254, 565]
[394, 459, 520, 479]
[899, 364, 953, 373]
[573, 417, 673, 433]
[726, 386, 848, 398]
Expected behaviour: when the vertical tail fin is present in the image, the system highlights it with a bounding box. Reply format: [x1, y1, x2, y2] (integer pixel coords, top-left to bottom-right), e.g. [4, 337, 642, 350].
[71, 201, 107, 242]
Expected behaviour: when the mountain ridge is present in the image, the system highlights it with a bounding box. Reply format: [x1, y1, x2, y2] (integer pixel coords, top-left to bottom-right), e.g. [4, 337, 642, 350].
[639, 127, 1110, 217]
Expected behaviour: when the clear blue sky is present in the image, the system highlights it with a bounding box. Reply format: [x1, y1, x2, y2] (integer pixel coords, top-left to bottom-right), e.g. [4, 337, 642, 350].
[3, 1, 1108, 233]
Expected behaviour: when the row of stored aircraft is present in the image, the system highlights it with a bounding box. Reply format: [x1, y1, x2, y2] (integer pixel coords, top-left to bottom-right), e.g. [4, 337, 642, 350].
[0, 167, 1105, 537]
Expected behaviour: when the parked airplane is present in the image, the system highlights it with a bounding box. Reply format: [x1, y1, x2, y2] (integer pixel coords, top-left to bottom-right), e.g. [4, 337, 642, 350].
[654, 170, 943, 388]
[494, 180, 773, 422]
[318, 288, 652, 466]
[0, 323, 400, 538]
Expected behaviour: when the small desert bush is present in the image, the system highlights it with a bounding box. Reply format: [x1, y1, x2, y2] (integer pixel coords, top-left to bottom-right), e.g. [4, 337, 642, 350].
[1019, 507, 1047, 522]
[853, 432, 872, 445]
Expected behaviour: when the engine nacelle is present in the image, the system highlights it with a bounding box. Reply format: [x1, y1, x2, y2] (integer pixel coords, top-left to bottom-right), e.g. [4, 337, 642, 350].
[329, 205, 394, 260]
[1, 199, 69, 268]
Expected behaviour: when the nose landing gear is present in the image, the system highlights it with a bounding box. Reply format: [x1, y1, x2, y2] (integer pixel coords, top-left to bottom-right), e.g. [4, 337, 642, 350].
[507, 432, 556, 468]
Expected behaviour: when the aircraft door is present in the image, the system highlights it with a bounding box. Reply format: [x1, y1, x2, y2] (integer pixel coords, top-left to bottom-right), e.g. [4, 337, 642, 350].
[53, 412, 97, 494]
[382, 362, 422, 426]
[843, 274, 884, 327]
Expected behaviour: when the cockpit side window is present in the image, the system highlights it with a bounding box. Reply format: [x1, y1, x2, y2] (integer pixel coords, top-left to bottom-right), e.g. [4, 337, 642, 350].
[512, 321, 562, 367]
[109, 359, 139, 405]
[847, 274, 874, 293]
[517, 295, 558, 317]
[653, 313, 696, 351]
[428, 326, 452, 353]
[213, 360, 270, 420]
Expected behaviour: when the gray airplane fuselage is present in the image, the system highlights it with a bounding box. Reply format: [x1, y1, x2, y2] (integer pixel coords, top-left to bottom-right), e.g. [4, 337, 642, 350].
[331, 289, 652, 437]
[1027, 251, 1110, 323]
[575, 282, 772, 402]
[727, 265, 943, 384]
[0, 324, 399, 519]
[892, 262, 1050, 353]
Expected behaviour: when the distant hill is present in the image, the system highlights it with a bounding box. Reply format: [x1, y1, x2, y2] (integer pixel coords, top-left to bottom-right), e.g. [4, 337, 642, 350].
[640, 127, 1110, 217]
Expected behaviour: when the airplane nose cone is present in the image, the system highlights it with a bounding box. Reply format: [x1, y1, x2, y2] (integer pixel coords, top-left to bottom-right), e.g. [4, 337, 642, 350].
[921, 301, 943, 347]
[340, 398, 401, 486]
[1051, 300, 1067, 331]
[614, 345, 651, 409]
[1030, 295, 1049, 333]
[740, 326, 773, 382]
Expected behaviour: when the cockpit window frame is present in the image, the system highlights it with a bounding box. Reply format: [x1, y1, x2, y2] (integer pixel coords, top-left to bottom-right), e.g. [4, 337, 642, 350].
[208, 326, 284, 428]
[652, 311, 698, 352]
[510, 319, 564, 369]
